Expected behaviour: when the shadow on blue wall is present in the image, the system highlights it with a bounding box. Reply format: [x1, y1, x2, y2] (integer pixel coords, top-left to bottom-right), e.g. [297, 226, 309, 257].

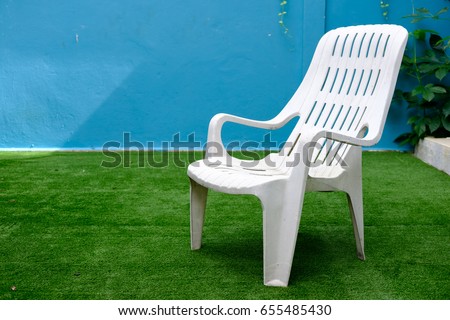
[58, 1, 303, 150]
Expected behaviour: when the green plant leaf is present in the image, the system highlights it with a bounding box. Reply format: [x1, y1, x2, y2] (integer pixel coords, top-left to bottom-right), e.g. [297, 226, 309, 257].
[442, 37, 450, 50]
[427, 116, 441, 133]
[435, 68, 448, 81]
[422, 49, 440, 63]
[429, 85, 446, 94]
[416, 84, 447, 102]
[393, 89, 406, 104]
[411, 135, 420, 146]
[443, 101, 450, 117]
[414, 119, 427, 137]
[417, 7, 431, 14]
[436, 7, 449, 16]
[403, 92, 419, 105]
[407, 116, 418, 125]
[423, 91, 435, 102]
[412, 86, 424, 97]
[442, 116, 450, 132]
[402, 55, 413, 64]
[394, 132, 413, 145]
[411, 29, 426, 40]
[411, 29, 437, 40]
[421, 85, 435, 101]
[419, 63, 439, 73]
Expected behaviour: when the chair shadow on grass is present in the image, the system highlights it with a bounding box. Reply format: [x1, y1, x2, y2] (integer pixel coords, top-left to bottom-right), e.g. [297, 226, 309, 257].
[192, 227, 358, 285]
[291, 232, 359, 284]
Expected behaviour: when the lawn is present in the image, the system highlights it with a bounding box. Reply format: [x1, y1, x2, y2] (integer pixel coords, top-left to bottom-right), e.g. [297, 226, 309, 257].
[0, 151, 448, 299]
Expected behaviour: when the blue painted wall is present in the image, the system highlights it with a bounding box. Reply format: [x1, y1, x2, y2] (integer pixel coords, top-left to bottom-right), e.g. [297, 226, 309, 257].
[0, 0, 449, 150]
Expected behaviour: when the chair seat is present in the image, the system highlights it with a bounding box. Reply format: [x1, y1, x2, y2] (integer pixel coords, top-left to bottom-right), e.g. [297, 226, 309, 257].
[309, 165, 346, 179]
[189, 159, 347, 194]
[188, 160, 288, 194]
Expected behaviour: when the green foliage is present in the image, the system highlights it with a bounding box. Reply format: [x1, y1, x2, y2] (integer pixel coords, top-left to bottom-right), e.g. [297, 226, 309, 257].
[395, 7, 450, 147]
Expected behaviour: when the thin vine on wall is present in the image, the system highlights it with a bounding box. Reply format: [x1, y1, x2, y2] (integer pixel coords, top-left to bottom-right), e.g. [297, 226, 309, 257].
[380, 1, 390, 20]
[279, 0, 288, 33]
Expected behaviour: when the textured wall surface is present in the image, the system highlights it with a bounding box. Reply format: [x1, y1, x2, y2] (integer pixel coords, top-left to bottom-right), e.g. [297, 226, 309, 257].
[0, 0, 448, 150]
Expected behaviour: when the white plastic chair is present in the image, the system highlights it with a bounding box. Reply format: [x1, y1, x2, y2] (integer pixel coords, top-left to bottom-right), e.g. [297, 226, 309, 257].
[188, 25, 408, 286]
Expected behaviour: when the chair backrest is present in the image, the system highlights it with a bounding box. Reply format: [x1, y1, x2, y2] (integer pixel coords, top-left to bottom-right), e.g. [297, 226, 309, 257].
[280, 25, 408, 167]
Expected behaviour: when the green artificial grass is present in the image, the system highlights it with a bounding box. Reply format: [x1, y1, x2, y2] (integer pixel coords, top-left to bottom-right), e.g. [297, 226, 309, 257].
[0, 151, 449, 299]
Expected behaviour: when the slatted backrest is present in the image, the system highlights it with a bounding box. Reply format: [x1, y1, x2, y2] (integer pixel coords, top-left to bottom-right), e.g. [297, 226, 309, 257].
[280, 25, 408, 167]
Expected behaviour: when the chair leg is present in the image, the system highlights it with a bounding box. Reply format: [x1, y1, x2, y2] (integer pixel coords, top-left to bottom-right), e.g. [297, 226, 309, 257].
[190, 178, 208, 250]
[346, 188, 365, 260]
[259, 188, 305, 287]
[343, 145, 365, 260]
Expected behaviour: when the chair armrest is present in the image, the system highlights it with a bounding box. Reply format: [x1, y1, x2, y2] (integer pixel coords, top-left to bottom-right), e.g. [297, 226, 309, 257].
[312, 128, 380, 147]
[207, 112, 297, 147]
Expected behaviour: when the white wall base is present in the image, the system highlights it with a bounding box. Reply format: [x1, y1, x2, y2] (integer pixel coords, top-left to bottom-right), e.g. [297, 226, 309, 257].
[415, 137, 450, 175]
